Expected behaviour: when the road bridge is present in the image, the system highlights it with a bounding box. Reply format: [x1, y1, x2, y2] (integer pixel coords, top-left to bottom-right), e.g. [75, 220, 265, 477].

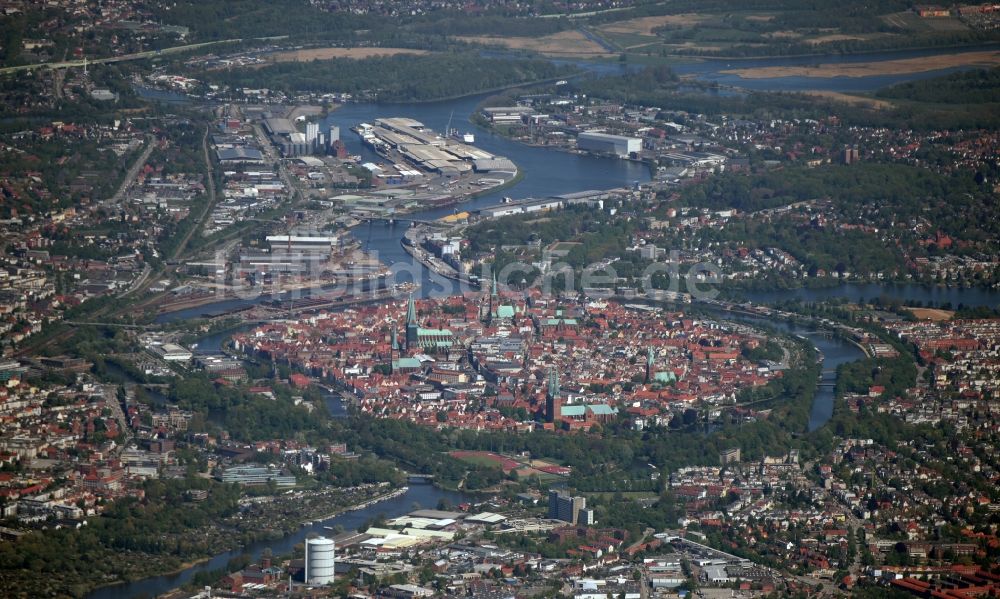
[366, 217, 447, 227]
[64, 321, 156, 330]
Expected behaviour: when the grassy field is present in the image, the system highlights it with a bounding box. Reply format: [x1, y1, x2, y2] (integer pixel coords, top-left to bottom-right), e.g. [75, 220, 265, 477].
[583, 8, 980, 58]
[457, 31, 612, 57]
[883, 11, 970, 32]
[799, 91, 895, 110]
[452, 453, 505, 468]
[908, 307, 955, 321]
[449, 451, 570, 482]
[806, 33, 884, 45]
[455, 7, 976, 61]
[721, 50, 1000, 79]
[266, 47, 429, 63]
[450, 450, 521, 471]
[599, 13, 711, 36]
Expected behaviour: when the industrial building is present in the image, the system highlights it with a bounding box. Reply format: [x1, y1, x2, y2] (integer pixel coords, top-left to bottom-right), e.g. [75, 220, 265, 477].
[480, 106, 534, 123]
[357, 118, 508, 177]
[265, 235, 339, 255]
[218, 465, 296, 487]
[474, 191, 607, 219]
[577, 131, 641, 158]
[305, 536, 336, 585]
[216, 147, 265, 165]
[148, 343, 193, 362]
[238, 251, 307, 276]
[232, 234, 341, 278]
[472, 157, 516, 173]
[264, 116, 329, 157]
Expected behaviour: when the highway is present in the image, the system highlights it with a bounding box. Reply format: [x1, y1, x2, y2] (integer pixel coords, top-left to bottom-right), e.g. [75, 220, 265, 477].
[0, 36, 288, 77]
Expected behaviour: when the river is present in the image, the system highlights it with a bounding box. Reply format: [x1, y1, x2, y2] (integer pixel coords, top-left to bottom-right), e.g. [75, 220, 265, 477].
[744, 282, 1000, 310]
[327, 105, 1000, 308]
[84, 482, 469, 599]
[327, 46, 999, 307]
[718, 313, 866, 431]
[108, 47, 999, 598]
[144, 45, 1000, 309]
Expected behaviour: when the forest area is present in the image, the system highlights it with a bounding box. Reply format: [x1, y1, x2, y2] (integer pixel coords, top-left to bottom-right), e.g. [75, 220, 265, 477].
[878, 66, 1000, 104]
[197, 54, 576, 102]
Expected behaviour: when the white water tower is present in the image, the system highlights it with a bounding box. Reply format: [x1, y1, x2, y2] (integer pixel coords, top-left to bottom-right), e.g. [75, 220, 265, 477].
[304, 536, 335, 585]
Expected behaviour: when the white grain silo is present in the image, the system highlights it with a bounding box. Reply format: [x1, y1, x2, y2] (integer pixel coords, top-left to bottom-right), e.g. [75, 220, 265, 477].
[304, 536, 335, 585]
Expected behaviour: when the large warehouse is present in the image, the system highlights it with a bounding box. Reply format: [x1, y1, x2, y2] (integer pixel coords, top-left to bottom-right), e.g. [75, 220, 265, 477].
[577, 131, 641, 158]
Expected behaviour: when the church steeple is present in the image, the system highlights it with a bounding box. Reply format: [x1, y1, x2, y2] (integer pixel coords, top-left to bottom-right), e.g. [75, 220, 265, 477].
[547, 368, 560, 399]
[390, 326, 398, 373]
[406, 293, 417, 325]
[405, 294, 418, 350]
[646, 346, 654, 383]
[488, 270, 498, 323]
[546, 368, 561, 423]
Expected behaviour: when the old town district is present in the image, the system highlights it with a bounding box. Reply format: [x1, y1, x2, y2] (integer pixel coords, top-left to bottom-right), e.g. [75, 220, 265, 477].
[231, 284, 782, 432]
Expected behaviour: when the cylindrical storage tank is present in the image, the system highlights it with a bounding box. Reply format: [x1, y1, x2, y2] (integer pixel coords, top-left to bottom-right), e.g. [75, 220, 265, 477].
[305, 537, 335, 585]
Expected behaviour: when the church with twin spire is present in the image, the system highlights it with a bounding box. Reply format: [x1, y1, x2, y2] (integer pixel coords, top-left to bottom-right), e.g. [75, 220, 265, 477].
[401, 293, 454, 351]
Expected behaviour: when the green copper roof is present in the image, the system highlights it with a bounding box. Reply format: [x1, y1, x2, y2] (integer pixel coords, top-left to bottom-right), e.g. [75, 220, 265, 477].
[543, 317, 577, 326]
[559, 404, 617, 418]
[496, 305, 515, 319]
[417, 328, 453, 337]
[654, 371, 676, 383]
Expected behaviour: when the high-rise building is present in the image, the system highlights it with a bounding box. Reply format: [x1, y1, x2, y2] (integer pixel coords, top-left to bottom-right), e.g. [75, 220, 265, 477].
[549, 490, 587, 524]
[720, 447, 741, 465]
[842, 145, 860, 164]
